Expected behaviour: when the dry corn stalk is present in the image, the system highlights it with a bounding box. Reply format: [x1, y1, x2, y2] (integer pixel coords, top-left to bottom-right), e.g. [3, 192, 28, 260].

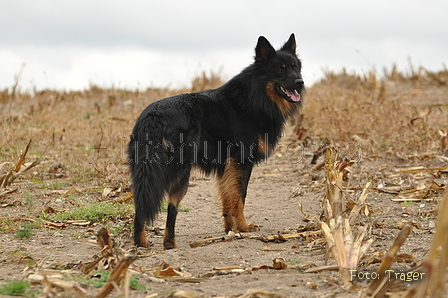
[325, 147, 344, 216]
[0, 140, 40, 188]
[41, 275, 86, 298]
[324, 146, 355, 217]
[366, 192, 448, 297]
[322, 146, 373, 289]
[82, 227, 116, 274]
[365, 224, 412, 297]
[322, 216, 374, 289]
[402, 191, 448, 298]
[349, 177, 372, 224]
[95, 255, 138, 298]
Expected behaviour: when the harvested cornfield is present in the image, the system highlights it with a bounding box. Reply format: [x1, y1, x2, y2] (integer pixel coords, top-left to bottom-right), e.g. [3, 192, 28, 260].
[1, 67, 447, 297]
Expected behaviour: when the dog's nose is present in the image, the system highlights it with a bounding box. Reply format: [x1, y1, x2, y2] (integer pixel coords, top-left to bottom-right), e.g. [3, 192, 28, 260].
[295, 79, 304, 87]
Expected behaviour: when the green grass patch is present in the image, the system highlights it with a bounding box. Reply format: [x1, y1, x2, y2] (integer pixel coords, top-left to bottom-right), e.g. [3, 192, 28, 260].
[23, 192, 32, 200]
[87, 271, 110, 288]
[289, 259, 303, 269]
[71, 176, 93, 184]
[129, 275, 148, 290]
[46, 181, 70, 190]
[70, 231, 91, 239]
[0, 217, 15, 232]
[14, 222, 33, 239]
[104, 221, 133, 236]
[8, 247, 35, 266]
[400, 201, 413, 208]
[75, 271, 149, 290]
[32, 179, 71, 190]
[22, 193, 39, 212]
[42, 202, 133, 223]
[0, 280, 33, 296]
[31, 177, 43, 185]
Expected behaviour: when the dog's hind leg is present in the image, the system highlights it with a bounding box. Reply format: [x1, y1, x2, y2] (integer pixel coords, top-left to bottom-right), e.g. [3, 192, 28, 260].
[163, 168, 190, 249]
[134, 214, 149, 248]
[217, 158, 256, 233]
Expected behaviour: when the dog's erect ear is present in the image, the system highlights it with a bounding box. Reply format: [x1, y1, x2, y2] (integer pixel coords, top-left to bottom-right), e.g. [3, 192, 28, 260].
[255, 36, 276, 62]
[280, 33, 296, 54]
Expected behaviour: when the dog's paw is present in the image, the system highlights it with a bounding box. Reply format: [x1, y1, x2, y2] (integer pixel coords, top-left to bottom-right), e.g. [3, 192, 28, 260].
[135, 239, 151, 248]
[135, 231, 151, 248]
[163, 239, 177, 250]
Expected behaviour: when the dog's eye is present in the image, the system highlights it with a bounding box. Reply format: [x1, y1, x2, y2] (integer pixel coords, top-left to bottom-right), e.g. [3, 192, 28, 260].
[292, 62, 298, 71]
[278, 65, 286, 72]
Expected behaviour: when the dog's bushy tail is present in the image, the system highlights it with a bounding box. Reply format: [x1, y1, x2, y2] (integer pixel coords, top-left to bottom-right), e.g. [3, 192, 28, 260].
[129, 157, 167, 226]
[128, 122, 171, 230]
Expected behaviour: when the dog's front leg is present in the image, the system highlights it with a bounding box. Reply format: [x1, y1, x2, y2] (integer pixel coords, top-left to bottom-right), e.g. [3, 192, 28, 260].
[217, 159, 257, 233]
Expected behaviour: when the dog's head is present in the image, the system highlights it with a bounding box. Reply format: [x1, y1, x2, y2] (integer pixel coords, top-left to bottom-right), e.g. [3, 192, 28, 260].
[255, 34, 304, 104]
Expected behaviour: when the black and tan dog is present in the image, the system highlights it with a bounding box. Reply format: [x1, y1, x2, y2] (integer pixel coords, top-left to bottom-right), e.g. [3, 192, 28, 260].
[128, 34, 304, 249]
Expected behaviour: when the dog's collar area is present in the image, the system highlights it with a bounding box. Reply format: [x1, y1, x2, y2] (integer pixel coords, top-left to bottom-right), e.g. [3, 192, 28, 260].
[276, 84, 301, 102]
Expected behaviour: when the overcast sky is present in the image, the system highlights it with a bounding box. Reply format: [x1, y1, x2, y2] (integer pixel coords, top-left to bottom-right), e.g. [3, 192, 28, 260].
[1, 0, 447, 91]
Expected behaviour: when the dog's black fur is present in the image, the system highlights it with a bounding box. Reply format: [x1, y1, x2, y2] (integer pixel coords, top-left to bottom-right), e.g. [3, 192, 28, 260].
[128, 34, 304, 249]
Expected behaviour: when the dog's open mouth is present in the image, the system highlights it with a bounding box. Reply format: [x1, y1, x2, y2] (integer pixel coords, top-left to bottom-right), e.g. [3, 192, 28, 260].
[276, 84, 301, 102]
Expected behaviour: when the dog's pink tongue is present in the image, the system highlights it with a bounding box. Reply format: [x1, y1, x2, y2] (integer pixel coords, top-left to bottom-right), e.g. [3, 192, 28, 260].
[286, 89, 301, 102]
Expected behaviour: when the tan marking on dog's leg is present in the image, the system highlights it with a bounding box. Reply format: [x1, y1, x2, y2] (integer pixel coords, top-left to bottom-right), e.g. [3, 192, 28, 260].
[163, 182, 188, 249]
[134, 221, 150, 248]
[216, 158, 250, 232]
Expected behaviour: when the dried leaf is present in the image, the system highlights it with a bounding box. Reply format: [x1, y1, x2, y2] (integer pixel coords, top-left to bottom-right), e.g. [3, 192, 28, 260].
[168, 290, 198, 298]
[213, 266, 245, 271]
[394, 166, 426, 174]
[252, 231, 321, 242]
[154, 261, 192, 278]
[240, 288, 285, 298]
[396, 253, 416, 263]
[64, 188, 82, 195]
[428, 180, 445, 191]
[305, 281, 319, 290]
[155, 267, 181, 277]
[113, 191, 133, 203]
[66, 220, 91, 226]
[189, 235, 228, 248]
[272, 258, 288, 270]
[261, 246, 288, 252]
[28, 270, 64, 282]
[44, 221, 67, 229]
[0, 188, 18, 198]
[96, 256, 138, 298]
[303, 265, 337, 273]
[298, 203, 320, 222]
